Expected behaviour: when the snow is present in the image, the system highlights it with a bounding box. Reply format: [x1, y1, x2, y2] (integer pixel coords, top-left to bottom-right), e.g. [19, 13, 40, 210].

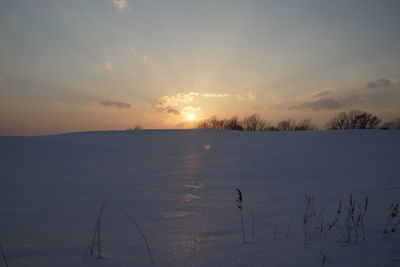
[1, 129, 400, 266]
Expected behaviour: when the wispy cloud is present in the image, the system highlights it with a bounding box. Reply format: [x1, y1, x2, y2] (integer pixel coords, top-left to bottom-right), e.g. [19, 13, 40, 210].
[285, 78, 399, 111]
[104, 62, 115, 71]
[236, 91, 256, 101]
[156, 92, 203, 116]
[183, 105, 202, 112]
[166, 108, 180, 115]
[142, 55, 149, 62]
[157, 92, 199, 108]
[290, 97, 345, 110]
[366, 79, 392, 89]
[202, 93, 229, 98]
[308, 88, 335, 99]
[341, 78, 399, 106]
[112, 0, 128, 12]
[99, 100, 131, 109]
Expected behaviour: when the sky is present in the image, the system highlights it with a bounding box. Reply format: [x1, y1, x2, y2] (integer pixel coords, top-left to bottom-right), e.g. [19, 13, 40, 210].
[1, 0, 400, 135]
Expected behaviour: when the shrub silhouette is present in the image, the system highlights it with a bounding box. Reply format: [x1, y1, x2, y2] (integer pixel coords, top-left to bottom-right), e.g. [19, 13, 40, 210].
[327, 110, 381, 130]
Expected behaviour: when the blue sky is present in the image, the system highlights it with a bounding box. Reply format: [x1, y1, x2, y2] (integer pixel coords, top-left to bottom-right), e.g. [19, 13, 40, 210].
[1, 0, 400, 134]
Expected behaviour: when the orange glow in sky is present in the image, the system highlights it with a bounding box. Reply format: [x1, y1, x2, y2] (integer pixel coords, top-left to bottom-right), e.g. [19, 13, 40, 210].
[0, 1, 400, 135]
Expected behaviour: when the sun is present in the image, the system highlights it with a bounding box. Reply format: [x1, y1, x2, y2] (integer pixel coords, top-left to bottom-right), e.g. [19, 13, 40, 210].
[187, 113, 195, 121]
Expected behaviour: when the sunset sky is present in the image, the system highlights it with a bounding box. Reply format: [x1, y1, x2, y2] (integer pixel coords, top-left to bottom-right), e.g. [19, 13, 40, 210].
[1, 0, 400, 135]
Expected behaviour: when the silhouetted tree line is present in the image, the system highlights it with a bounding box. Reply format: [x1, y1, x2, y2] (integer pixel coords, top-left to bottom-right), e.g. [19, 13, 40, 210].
[126, 124, 143, 130]
[380, 118, 400, 130]
[198, 114, 317, 131]
[197, 110, 400, 131]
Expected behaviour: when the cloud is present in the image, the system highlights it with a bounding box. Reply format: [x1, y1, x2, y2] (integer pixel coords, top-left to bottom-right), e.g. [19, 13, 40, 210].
[290, 97, 345, 111]
[112, 0, 128, 12]
[343, 78, 399, 106]
[99, 100, 131, 109]
[279, 78, 399, 112]
[156, 92, 202, 117]
[130, 46, 136, 54]
[142, 55, 149, 62]
[183, 106, 202, 112]
[308, 88, 335, 99]
[202, 93, 229, 98]
[288, 88, 341, 110]
[235, 91, 256, 101]
[157, 92, 199, 108]
[166, 108, 180, 115]
[104, 62, 115, 71]
[366, 79, 392, 89]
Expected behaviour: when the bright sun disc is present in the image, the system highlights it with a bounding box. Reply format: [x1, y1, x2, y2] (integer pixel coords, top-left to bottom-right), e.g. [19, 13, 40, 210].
[187, 113, 195, 121]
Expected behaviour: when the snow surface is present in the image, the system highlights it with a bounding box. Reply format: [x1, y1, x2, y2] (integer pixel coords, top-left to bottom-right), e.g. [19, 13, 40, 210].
[1, 129, 400, 267]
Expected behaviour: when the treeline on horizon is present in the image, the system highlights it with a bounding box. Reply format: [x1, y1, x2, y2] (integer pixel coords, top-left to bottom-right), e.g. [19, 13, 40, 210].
[196, 110, 400, 131]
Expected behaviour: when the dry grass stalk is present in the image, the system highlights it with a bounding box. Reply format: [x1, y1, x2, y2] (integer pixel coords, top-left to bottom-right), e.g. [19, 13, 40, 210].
[383, 202, 399, 233]
[285, 216, 295, 239]
[121, 208, 154, 264]
[343, 195, 368, 242]
[392, 219, 400, 233]
[235, 188, 246, 243]
[84, 198, 109, 258]
[303, 194, 316, 246]
[327, 201, 342, 232]
[0, 245, 9, 267]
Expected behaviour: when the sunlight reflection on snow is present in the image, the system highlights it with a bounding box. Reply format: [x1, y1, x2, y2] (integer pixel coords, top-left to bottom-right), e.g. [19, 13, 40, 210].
[182, 193, 202, 202]
[183, 183, 204, 189]
[179, 233, 210, 257]
[163, 210, 198, 218]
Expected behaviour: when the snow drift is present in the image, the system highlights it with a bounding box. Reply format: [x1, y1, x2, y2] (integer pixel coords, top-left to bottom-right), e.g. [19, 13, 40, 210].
[1, 129, 399, 266]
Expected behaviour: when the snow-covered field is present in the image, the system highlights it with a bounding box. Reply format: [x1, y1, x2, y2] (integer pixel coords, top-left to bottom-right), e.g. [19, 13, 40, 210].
[1, 129, 400, 267]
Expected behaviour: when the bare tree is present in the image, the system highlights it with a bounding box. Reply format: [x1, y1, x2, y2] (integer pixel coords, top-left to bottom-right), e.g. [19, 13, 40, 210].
[197, 120, 211, 129]
[198, 116, 230, 130]
[276, 119, 317, 131]
[198, 116, 217, 129]
[381, 117, 400, 130]
[277, 119, 296, 131]
[295, 119, 318, 131]
[242, 114, 267, 131]
[209, 116, 224, 129]
[198, 115, 317, 131]
[327, 110, 381, 130]
[224, 116, 243, 130]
